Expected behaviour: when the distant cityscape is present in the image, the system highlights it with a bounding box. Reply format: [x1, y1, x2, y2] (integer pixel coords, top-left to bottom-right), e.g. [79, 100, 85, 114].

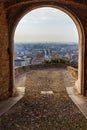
[14, 42, 78, 67]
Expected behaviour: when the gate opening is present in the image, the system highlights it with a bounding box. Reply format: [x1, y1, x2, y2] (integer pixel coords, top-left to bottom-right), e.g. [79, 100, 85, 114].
[12, 6, 85, 95]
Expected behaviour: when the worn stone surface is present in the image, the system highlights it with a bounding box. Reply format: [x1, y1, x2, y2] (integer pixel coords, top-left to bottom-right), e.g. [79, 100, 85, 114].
[0, 68, 87, 130]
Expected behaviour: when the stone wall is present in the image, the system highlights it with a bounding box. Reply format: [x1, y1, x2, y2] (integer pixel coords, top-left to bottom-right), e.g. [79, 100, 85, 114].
[67, 66, 78, 80]
[0, 3, 11, 100]
[15, 64, 67, 77]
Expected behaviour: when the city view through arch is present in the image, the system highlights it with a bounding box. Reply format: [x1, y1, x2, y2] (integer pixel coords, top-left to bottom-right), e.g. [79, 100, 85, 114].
[14, 7, 78, 67]
[13, 8, 85, 130]
[1, 5, 87, 130]
[1, 0, 87, 128]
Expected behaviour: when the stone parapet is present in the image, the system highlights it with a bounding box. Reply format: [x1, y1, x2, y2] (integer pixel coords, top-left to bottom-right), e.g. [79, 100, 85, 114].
[15, 63, 67, 77]
[67, 66, 78, 80]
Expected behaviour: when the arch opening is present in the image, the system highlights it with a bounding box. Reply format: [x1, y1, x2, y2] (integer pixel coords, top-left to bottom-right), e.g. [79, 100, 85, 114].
[11, 4, 85, 95]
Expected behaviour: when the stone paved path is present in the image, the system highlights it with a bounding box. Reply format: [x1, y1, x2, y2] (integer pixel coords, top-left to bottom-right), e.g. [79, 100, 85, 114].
[0, 68, 87, 130]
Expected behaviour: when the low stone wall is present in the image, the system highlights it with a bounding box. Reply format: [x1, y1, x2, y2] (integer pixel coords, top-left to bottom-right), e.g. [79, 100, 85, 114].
[15, 63, 67, 77]
[67, 66, 78, 80]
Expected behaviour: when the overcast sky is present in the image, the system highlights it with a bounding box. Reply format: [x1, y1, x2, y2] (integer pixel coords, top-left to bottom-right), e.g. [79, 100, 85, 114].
[14, 7, 78, 43]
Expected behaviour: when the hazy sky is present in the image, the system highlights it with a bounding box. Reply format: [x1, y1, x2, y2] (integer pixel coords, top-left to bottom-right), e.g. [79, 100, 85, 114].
[14, 7, 78, 43]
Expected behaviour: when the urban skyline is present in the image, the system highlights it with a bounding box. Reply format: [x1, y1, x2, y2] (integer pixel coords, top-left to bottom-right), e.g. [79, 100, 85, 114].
[14, 43, 78, 66]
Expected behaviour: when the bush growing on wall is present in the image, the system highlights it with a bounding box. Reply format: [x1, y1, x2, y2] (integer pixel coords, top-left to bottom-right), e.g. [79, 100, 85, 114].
[43, 58, 70, 65]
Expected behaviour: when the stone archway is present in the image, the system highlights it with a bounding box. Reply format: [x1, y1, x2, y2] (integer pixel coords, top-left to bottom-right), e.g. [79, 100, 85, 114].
[9, 2, 85, 96]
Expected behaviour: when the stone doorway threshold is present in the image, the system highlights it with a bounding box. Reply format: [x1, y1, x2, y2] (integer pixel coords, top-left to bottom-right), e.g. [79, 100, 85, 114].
[0, 87, 25, 116]
[66, 87, 87, 119]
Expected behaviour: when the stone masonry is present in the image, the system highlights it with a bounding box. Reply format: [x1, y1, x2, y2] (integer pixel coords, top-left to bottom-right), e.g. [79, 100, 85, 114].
[0, 0, 87, 100]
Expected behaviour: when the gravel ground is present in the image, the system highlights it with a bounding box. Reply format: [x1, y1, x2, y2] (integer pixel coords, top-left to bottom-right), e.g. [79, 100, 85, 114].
[0, 68, 87, 130]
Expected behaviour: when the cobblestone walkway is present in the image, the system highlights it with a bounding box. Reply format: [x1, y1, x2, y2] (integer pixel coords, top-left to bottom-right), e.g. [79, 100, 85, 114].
[0, 68, 87, 130]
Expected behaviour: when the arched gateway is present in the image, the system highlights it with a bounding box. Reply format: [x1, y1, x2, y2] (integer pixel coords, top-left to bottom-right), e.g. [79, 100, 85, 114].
[0, 0, 87, 100]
